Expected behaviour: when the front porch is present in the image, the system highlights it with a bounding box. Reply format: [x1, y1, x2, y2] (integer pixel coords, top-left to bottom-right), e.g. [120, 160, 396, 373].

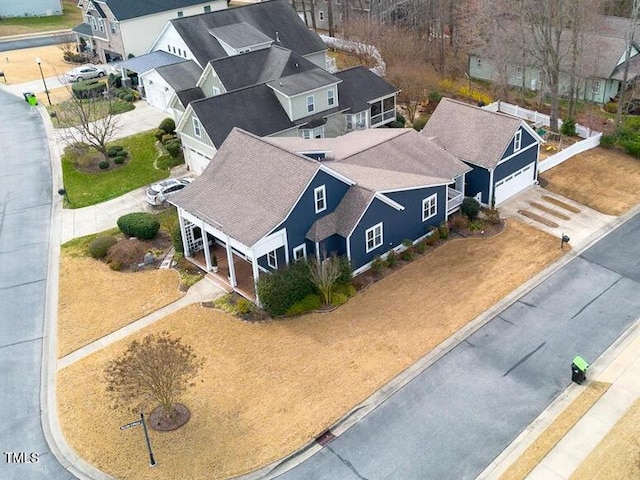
[447, 187, 464, 214]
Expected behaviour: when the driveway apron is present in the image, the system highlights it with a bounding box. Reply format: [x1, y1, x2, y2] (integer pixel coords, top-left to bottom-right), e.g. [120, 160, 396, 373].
[0, 89, 72, 479]
[278, 212, 640, 480]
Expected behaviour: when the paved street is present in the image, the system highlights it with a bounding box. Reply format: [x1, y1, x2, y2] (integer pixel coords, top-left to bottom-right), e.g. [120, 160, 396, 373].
[0, 89, 71, 478]
[278, 213, 640, 480]
[0, 33, 74, 52]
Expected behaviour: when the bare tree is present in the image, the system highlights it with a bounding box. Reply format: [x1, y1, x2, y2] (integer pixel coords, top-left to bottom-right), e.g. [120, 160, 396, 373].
[55, 82, 121, 160]
[308, 255, 343, 305]
[104, 331, 204, 422]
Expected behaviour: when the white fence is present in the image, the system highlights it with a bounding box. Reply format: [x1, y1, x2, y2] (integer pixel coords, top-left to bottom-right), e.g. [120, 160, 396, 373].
[483, 101, 601, 172]
[320, 34, 386, 77]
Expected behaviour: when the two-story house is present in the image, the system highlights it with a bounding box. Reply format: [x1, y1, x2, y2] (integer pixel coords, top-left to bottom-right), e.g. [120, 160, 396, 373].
[170, 127, 470, 303]
[174, 49, 398, 173]
[72, 0, 227, 63]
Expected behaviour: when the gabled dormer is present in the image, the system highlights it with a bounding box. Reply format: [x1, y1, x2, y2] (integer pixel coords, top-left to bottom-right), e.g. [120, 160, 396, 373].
[208, 22, 273, 56]
[197, 62, 228, 98]
[266, 68, 341, 122]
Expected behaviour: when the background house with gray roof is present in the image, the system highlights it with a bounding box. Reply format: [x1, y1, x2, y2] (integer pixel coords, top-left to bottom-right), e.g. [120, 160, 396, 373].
[73, 0, 227, 63]
[422, 98, 543, 206]
[170, 127, 469, 302]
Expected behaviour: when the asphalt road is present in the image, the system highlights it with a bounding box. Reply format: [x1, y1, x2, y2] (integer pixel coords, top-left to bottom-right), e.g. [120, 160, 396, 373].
[0, 33, 74, 53]
[0, 89, 72, 479]
[279, 213, 640, 480]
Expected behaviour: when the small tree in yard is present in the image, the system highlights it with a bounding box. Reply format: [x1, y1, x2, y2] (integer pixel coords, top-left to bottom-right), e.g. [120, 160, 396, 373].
[308, 255, 343, 305]
[104, 332, 204, 429]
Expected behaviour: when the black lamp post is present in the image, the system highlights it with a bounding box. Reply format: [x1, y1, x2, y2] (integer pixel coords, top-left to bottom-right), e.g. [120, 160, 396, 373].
[120, 413, 157, 467]
[560, 233, 570, 249]
[35, 57, 51, 105]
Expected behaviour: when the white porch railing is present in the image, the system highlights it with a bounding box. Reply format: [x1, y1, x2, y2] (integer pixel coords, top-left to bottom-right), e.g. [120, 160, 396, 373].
[482, 101, 602, 172]
[447, 187, 463, 213]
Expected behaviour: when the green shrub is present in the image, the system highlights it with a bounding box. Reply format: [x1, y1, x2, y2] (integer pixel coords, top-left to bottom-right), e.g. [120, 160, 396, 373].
[117, 212, 160, 240]
[123, 93, 135, 102]
[113, 155, 126, 165]
[468, 219, 484, 231]
[461, 197, 481, 220]
[334, 283, 357, 297]
[619, 137, 640, 158]
[332, 292, 349, 307]
[336, 256, 352, 285]
[235, 298, 253, 315]
[401, 239, 414, 261]
[157, 154, 184, 170]
[425, 227, 439, 246]
[161, 133, 175, 144]
[428, 90, 442, 102]
[389, 120, 405, 128]
[98, 160, 110, 169]
[107, 145, 124, 157]
[412, 116, 427, 131]
[604, 102, 617, 114]
[72, 81, 106, 99]
[396, 111, 406, 125]
[560, 117, 577, 136]
[285, 293, 322, 317]
[438, 222, 450, 239]
[599, 134, 616, 149]
[257, 260, 316, 316]
[165, 139, 182, 158]
[159, 117, 176, 135]
[171, 223, 184, 253]
[88, 236, 117, 259]
[107, 73, 122, 88]
[153, 128, 166, 142]
[415, 239, 427, 254]
[449, 213, 469, 230]
[371, 255, 385, 276]
[386, 249, 398, 267]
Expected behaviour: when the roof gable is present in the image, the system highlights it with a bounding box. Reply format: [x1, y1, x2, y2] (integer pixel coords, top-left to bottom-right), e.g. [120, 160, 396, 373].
[155, 60, 203, 91]
[208, 22, 273, 52]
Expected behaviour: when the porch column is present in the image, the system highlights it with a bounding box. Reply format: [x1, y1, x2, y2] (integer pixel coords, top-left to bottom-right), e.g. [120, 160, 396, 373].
[315, 242, 321, 261]
[201, 220, 212, 271]
[251, 254, 260, 306]
[226, 235, 237, 287]
[178, 210, 190, 257]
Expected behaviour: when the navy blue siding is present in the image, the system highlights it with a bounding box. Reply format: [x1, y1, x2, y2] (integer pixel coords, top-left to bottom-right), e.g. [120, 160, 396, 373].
[319, 234, 346, 259]
[349, 186, 446, 270]
[495, 142, 539, 182]
[463, 162, 491, 204]
[270, 170, 350, 268]
[257, 246, 286, 272]
[501, 125, 538, 158]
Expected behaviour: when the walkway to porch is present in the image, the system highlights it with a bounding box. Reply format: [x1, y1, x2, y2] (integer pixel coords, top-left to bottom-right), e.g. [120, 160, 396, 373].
[189, 243, 257, 302]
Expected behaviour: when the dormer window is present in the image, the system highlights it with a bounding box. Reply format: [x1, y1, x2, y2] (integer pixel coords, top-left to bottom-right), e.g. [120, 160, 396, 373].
[177, 11, 184, 17]
[306, 95, 315, 114]
[314, 185, 326, 213]
[514, 130, 522, 152]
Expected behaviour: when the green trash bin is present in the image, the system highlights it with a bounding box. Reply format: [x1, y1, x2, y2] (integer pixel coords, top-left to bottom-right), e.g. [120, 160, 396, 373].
[571, 355, 589, 384]
[28, 94, 38, 106]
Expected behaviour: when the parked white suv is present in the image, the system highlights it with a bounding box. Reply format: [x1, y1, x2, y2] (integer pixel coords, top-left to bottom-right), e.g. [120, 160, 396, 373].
[145, 178, 191, 206]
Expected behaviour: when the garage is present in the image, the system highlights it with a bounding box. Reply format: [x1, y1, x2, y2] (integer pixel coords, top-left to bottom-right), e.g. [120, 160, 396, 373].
[494, 163, 536, 205]
[185, 148, 211, 174]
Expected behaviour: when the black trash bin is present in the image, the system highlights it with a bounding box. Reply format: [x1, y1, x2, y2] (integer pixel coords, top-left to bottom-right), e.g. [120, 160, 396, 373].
[571, 355, 589, 384]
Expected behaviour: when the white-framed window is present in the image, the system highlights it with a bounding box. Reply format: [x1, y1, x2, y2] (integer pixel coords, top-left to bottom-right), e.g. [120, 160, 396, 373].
[592, 79, 601, 95]
[514, 130, 522, 152]
[97, 18, 105, 32]
[314, 185, 326, 213]
[319, 10, 325, 21]
[109, 21, 118, 34]
[365, 223, 383, 253]
[177, 11, 184, 17]
[476, 57, 482, 69]
[192, 117, 201, 138]
[422, 194, 437, 221]
[327, 89, 335, 106]
[306, 95, 315, 113]
[516, 66, 523, 79]
[90, 16, 97, 29]
[347, 111, 367, 130]
[302, 129, 312, 139]
[178, 48, 182, 56]
[267, 250, 278, 269]
[381, 11, 387, 23]
[293, 244, 307, 261]
[204, 5, 211, 12]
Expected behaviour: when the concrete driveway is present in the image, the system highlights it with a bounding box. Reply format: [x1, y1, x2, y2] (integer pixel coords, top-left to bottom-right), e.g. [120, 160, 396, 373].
[277, 211, 640, 480]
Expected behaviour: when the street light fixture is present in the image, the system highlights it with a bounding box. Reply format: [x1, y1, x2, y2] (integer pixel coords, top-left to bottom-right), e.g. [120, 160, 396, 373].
[35, 57, 51, 105]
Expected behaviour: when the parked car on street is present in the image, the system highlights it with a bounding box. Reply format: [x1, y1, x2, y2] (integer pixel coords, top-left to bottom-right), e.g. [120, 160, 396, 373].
[145, 178, 191, 206]
[65, 64, 107, 82]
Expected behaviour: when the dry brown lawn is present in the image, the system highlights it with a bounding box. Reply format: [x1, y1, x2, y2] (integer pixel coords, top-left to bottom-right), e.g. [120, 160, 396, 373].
[57, 220, 565, 480]
[57, 255, 184, 358]
[540, 147, 640, 216]
[570, 397, 640, 480]
[1, 45, 70, 84]
[500, 381, 610, 480]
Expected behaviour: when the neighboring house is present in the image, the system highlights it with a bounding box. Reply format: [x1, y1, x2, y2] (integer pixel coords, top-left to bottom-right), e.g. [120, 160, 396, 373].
[72, 0, 227, 63]
[175, 57, 399, 173]
[139, 60, 203, 111]
[469, 17, 640, 104]
[422, 98, 543, 206]
[0, 0, 61, 17]
[170, 127, 470, 302]
[298, 0, 402, 31]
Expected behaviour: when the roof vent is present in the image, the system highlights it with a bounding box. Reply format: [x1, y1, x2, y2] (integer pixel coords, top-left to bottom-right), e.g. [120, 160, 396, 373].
[275, 31, 280, 43]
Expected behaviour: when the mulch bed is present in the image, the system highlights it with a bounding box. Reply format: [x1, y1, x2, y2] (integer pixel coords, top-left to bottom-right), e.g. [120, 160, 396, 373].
[105, 233, 173, 273]
[149, 403, 190, 431]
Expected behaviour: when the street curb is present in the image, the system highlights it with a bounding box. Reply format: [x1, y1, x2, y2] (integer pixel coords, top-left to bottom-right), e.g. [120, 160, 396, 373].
[0, 29, 72, 42]
[235, 204, 640, 480]
[38, 103, 114, 480]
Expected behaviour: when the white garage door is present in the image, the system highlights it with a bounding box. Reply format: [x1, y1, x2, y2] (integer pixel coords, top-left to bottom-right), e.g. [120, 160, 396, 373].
[144, 81, 169, 111]
[185, 148, 211, 175]
[494, 163, 535, 205]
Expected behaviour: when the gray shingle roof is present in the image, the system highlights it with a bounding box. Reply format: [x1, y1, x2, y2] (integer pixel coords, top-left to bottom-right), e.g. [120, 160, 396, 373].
[72, 23, 93, 36]
[114, 51, 186, 74]
[267, 68, 340, 97]
[156, 60, 202, 91]
[171, 128, 320, 247]
[170, 0, 326, 67]
[422, 98, 522, 169]
[306, 186, 374, 241]
[176, 87, 205, 106]
[105, 0, 211, 21]
[334, 66, 398, 113]
[209, 45, 318, 92]
[208, 22, 273, 49]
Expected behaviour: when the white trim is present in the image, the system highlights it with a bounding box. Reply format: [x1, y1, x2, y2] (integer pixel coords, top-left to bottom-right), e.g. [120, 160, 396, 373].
[496, 138, 538, 166]
[374, 192, 404, 211]
[306, 94, 315, 113]
[513, 129, 522, 152]
[367, 91, 400, 104]
[293, 244, 307, 261]
[267, 250, 278, 269]
[192, 116, 202, 138]
[365, 222, 383, 253]
[318, 164, 356, 185]
[345, 195, 376, 239]
[422, 194, 437, 221]
[488, 168, 495, 206]
[314, 185, 327, 213]
[378, 181, 452, 194]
